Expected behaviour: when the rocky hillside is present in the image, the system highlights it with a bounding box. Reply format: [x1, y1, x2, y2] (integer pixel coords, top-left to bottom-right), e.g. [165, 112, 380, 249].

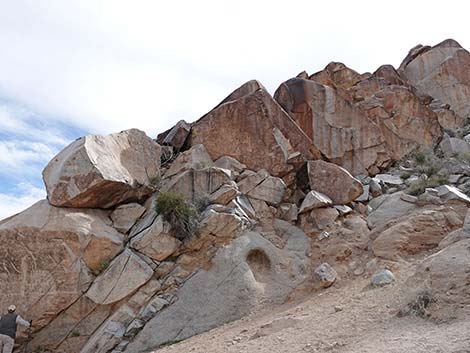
[1, 38, 470, 353]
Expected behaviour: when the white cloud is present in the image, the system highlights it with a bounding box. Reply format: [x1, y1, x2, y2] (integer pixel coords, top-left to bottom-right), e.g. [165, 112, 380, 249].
[0, 0, 468, 137]
[0, 140, 57, 176]
[0, 183, 46, 221]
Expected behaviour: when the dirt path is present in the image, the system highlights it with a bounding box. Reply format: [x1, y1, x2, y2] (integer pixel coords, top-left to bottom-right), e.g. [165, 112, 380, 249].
[153, 267, 470, 353]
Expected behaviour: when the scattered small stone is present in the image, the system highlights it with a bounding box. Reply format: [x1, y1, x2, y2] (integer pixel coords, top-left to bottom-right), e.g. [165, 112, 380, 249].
[334, 305, 343, 312]
[314, 263, 338, 288]
[371, 269, 396, 287]
[317, 231, 330, 241]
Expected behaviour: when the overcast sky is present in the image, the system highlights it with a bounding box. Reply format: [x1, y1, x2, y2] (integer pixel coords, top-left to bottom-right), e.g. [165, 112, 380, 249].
[0, 0, 468, 219]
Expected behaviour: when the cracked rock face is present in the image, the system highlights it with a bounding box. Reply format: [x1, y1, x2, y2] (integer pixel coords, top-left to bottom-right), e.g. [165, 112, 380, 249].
[275, 77, 389, 175]
[189, 80, 319, 177]
[125, 221, 311, 353]
[400, 39, 470, 120]
[0, 200, 123, 330]
[43, 129, 161, 208]
[86, 249, 154, 305]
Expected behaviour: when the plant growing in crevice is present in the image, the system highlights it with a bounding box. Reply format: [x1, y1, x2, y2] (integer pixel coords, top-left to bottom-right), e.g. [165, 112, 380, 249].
[155, 191, 198, 240]
[98, 260, 110, 273]
[71, 330, 81, 337]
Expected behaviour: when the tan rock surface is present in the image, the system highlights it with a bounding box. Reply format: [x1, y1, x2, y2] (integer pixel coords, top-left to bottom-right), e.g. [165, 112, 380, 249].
[400, 39, 470, 120]
[43, 129, 161, 208]
[0, 200, 123, 329]
[307, 160, 363, 204]
[371, 208, 462, 260]
[275, 77, 388, 175]
[86, 249, 153, 305]
[130, 215, 181, 261]
[189, 81, 318, 177]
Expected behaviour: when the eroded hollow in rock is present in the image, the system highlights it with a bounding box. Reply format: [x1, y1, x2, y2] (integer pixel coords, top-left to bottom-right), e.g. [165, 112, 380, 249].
[246, 248, 272, 282]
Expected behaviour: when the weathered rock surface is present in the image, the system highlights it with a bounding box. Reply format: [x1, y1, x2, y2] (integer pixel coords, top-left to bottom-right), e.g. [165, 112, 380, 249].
[43, 129, 161, 208]
[111, 203, 146, 234]
[314, 263, 337, 288]
[308, 160, 363, 204]
[189, 81, 318, 176]
[86, 249, 153, 305]
[410, 239, 470, 306]
[275, 77, 387, 175]
[164, 144, 213, 178]
[0, 200, 123, 329]
[367, 192, 418, 229]
[246, 176, 286, 206]
[371, 208, 462, 260]
[371, 269, 395, 287]
[125, 222, 311, 352]
[162, 167, 231, 203]
[440, 136, 470, 157]
[299, 190, 333, 213]
[157, 119, 191, 150]
[130, 215, 181, 261]
[400, 39, 470, 120]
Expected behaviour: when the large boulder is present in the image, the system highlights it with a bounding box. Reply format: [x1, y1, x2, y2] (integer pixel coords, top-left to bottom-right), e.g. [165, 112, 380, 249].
[124, 222, 311, 352]
[0, 200, 123, 329]
[400, 39, 470, 120]
[371, 208, 462, 260]
[307, 160, 363, 204]
[188, 81, 318, 177]
[275, 77, 388, 175]
[277, 65, 442, 175]
[161, 167, 231, 203]
[409, 239, 470, 307]
[367, 192, 418, 229]
[43, 129, 161, 208]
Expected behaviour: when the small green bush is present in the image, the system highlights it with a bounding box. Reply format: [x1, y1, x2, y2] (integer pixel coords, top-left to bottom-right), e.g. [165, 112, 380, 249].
[99, 260, 110, 272]
[71, 330, 81, 337]
[406, 173, 449, 196]
[400, 171, 412, 180]
[155, 191, 198, 240]
[412, 151, 427, 165]
[149, 175, 162, 188]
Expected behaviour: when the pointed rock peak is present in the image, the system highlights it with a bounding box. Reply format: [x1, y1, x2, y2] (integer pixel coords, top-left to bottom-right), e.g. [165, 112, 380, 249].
[296, 70, 309, 79]
[434, 38, 463, 49]
[373, 64, 405, 85]
[399, 44, 431, 71]
[218, 79, 267, 106]
[310, 61, 363, 89]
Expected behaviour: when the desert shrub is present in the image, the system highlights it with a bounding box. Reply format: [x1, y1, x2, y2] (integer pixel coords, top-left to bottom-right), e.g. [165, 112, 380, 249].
[155, 191, 198, 240]
[400, 171, 412, 180]
[71, 331, 81, 337]
[412, 150, 427, 165]
[398, 289, 434, 318]
[150, 175, 162, 188]
[194, 193, 212, 213]
[456, 116, 470, 138]
[455, 152, 470, 163]
[406, 173, 449, 196]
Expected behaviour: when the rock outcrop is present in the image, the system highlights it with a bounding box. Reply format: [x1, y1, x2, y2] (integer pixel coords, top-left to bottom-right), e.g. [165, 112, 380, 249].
[43, 129, 161, 208]
[2, 38, 470, 353]
[400, 39, 470, 120]
[188, 81, 319, 177]
[0, 200, 123, 329]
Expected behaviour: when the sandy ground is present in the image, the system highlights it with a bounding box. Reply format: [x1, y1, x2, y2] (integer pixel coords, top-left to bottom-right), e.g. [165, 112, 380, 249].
[153, 267, 470, 353]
